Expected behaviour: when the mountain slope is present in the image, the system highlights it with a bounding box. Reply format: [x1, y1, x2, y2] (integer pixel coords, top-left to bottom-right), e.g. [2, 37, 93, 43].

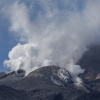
[0, 85, 32, 100]
[0, 45, 100, 100]
[0, 66, 100, 100]
[78, 45, 100, 91]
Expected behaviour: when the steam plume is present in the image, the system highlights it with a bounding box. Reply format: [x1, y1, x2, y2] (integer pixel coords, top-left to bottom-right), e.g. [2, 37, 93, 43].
[3, 0, 100, 80]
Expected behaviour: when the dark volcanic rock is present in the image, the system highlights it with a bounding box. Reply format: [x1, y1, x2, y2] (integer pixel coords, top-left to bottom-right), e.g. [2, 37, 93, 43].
[14, 66, 72, 91]
[78, 45, 100, 92]
[0, 71, 24, 87]
[28, 86, 100, 100]
[0, 65, 100, 100]
[0, 72, 5, 77]
[0, 85, 32, 100]
[0, 44, 100, 100]
[78, 45, 100, 80]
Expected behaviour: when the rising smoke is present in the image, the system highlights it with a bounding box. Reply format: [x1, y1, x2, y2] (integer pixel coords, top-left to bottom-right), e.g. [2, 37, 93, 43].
[2, 0, 100, 80]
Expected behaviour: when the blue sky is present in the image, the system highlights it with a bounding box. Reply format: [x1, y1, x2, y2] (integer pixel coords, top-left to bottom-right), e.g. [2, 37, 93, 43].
[0, 0, 32, 71]
[0, 0, 83, 71]
[0, 13, 17, 71]
[0, 0, 100, 72]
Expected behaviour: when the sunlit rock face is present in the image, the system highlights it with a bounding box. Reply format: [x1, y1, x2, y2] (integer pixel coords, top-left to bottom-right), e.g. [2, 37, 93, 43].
[57, 68, 72, 83]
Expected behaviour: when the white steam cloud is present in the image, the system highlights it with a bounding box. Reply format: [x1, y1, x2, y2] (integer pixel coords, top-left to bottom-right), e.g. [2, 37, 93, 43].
[3, 0, 100, 80]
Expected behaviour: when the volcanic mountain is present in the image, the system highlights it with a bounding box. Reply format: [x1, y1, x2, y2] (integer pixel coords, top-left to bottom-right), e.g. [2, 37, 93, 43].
[0, 45, 100, 100]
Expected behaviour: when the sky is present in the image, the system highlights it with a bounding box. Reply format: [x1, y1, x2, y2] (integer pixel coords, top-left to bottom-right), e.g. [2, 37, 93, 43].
[0, 0, 84, 72]
[0, 6, 17, 71]
[0, 0, 100, 77]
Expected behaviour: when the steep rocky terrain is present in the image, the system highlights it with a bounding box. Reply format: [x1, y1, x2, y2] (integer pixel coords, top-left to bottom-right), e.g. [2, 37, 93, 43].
[0, 85, 32, 100]
[78, 45, 100, 92]
[0, 65, 100, 100]
[0, 45, 100, 100]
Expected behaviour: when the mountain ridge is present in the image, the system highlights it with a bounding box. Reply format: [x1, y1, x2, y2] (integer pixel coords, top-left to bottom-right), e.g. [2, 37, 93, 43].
[0, 45, 100, 100]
